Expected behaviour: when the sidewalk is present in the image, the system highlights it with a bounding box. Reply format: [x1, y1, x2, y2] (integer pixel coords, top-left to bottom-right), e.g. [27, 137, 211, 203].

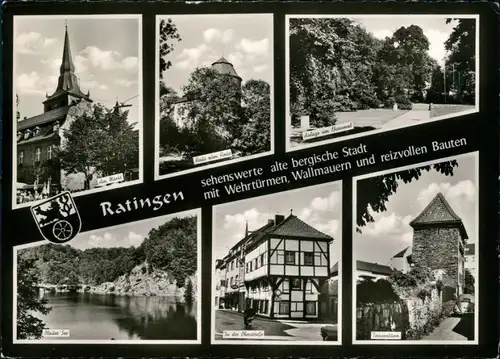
[381, 109, 431, 129]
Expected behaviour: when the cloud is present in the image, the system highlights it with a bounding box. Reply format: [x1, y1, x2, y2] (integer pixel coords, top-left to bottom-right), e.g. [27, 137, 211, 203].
[417, 180, 476, 211]
[88, 231, 144, 248]
[362, 212, 413, 237]
[175, 44, 209, 70]
[203, 28, 234, 44]
[80, 80, 108, 90]
[236, 38, 269, 56]
[76, 46, 138, 73]
[310, 191, 342, 213]
[16, 72, 47, 95]
[15, 32, 58, 54]
[253, 64, 268, 73]
[115, 79, 138, 87]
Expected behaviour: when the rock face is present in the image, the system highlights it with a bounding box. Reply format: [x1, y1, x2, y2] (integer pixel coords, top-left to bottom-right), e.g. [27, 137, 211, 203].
[86, 263, 197, 301]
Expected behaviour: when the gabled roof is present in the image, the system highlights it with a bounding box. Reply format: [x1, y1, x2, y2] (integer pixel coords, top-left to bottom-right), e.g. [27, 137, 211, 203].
[17, 106, 70, 131]
[269, 214, 333, 240]
[212, 57, 241, 79]
[330, 260, 394, 277]
[392, 246, 410, 258]
[357, 260, 394, 276]
[410, 192, 469, 239]
[465, 243, 475, 256]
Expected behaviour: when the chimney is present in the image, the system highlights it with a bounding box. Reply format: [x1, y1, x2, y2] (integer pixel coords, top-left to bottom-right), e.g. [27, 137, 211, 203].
[275, 214, 285, 225]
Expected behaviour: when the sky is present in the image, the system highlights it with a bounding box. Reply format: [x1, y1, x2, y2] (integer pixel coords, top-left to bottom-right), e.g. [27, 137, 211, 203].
[14, 16, 141, 129]
[352, 16, 463, 66]
[68, 209, 198, 251]
[213, 182, 342, 268]
[355, 154, 477, 266]
[159, 14, 273, 96]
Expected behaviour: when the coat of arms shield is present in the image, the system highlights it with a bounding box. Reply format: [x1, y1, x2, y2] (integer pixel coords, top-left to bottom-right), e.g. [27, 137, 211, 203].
[30, 192, 82, 244]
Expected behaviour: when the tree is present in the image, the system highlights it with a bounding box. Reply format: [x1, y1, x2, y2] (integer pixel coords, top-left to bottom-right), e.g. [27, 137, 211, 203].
[159, 18, 181, 79]
[232, 79, 271, 155]
[464, 269, 475, 294]
[177, 67, 242, 155]
[58, 104, 139, 189]
[356, 160, 458, 232]
[17, 255, 52, 339]
[16, 94, 20, 121]
[444, 19, 476, 103]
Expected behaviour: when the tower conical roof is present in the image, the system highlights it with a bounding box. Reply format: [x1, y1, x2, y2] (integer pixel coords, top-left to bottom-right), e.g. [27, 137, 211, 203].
[211, 57, 241, 79]
[410, 192, 469, 239]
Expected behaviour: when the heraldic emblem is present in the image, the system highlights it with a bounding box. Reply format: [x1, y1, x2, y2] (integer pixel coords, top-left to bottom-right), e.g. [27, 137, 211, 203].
[30, 192, 82, 244]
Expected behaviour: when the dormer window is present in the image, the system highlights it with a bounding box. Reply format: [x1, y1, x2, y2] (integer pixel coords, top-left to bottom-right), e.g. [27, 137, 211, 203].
[34, 126, 40, 136]
[17, 131, 22, 141]
[53, 121, 60, 132]
[24, 130, 31, 140]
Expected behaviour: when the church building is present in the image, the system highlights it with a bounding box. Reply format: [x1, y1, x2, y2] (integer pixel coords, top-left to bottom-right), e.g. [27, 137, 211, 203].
[17, 24, 93, 194]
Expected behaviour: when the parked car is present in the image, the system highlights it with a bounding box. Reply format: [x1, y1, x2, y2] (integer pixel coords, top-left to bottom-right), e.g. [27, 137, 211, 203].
[320, 325, 338, 341]
[453, 293, 475, 316]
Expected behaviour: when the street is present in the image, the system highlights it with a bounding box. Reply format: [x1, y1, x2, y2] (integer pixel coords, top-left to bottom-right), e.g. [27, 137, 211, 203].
[214, 309, 337, 341]
[422, 313, 474, 341]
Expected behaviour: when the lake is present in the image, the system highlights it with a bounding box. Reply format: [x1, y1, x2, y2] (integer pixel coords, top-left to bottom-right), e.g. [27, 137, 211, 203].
[38, 292, 197, 341]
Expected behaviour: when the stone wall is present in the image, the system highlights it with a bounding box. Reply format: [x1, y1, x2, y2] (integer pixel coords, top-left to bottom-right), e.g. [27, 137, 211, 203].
[356, 302, 407, 340]
[356, 288, 443, 340]
[405, 287, 443, 336]
[412, 226, 461, 294]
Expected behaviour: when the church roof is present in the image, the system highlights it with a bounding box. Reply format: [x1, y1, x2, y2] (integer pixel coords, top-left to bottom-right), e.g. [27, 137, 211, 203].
[410, 192, 469, 239]
[17, 106, 70, 130]
[44, 24, 90, 103]
[211, 57, 241, 79]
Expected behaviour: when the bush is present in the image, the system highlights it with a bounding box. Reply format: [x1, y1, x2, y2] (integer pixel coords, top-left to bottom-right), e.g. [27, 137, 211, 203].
[442, 300, 455, 318]
[395, 95, 413, 110]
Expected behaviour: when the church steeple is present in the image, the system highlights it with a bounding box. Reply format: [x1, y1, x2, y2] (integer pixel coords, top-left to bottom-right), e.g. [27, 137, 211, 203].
[60, 21, 75, 75]
[44, 22, 91, 112]
[56, 22, 79, 92]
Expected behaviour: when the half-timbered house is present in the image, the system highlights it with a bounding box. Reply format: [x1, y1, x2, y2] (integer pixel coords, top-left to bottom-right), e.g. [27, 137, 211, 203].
[218, 212, 334, 320]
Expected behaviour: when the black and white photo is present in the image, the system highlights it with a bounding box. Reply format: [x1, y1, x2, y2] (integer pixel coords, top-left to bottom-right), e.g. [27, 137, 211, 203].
[286, 15, 478, 151]
[212, 183, 342, 344]
[156, 14, 274, 179]
[14, 209, 201, 344]
[353, 152, 478, 344]
[13, 15, 143, 208]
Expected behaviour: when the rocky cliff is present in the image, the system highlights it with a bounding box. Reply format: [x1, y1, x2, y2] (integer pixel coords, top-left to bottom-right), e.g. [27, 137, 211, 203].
[85, 263, 197, 301]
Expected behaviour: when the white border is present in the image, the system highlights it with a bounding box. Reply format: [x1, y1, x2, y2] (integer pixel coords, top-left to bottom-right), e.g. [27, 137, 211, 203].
[210, 181, 343, 345]
[154, 14, 275, 181]
[285, 14, 480, 153]
[12, 14, 144, 210]
[12, 208, 202, 345]
[352, 151, 479, 345]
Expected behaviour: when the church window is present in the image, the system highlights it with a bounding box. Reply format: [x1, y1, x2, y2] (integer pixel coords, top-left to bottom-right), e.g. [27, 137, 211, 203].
[19, 151, 24, 165]
[47, 146, 53, 160]
[35, 148, 41, 162]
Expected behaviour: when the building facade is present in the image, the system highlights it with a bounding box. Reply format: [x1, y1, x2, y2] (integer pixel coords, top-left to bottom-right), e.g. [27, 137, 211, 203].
[217, 213, 334, 320]
[464, 243, 476, 281]
[410, 192, 468, 297]
[16, 25, 93, 193]
[390, 246, 413, 274]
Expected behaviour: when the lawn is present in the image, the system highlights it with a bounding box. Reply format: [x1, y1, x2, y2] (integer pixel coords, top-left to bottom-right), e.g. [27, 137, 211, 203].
[430, 104, 475, 119]
[289, 108, 409, 148]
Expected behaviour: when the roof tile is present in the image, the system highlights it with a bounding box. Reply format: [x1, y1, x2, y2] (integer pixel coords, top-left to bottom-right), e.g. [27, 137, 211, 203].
[270, 215, 333, 240]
